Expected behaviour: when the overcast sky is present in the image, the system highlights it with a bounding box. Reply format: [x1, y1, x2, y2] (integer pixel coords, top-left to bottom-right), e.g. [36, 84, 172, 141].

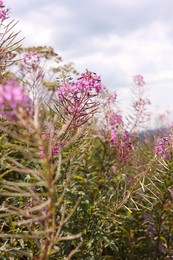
[5, 0, 173, 126]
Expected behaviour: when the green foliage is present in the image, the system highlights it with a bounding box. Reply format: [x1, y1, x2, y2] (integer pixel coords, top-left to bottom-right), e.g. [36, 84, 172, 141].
[0, 2, 173, 258]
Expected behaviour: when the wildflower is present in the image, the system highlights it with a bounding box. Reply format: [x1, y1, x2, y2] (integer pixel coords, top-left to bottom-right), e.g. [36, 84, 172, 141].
[38, 148, 46, 159]
[110, 131, 117, 145]
[110, 129, 132, 162]
[154, 135, 172, 159]
[51, 142, 63, 156]
[111, 165, 117, 173]
[38, 131, 64, 159]
[133, 74, 145, 86]
[23, 52, 40, 68]
[146, 230, 154, 238]
[38, 142, 63, 159]
[134, 97, 151, 112]
[109, 112, 123, 128]
[0, 80, 32, 120]
[57, 70, 103, 127]
[144, 214, 153, 222]
[0, 9, 7, 20]
[57, 70, 102, 101]
[130, 75, 151, 132]
[103, 91, 117, 104]
[0, 1, 9, 21]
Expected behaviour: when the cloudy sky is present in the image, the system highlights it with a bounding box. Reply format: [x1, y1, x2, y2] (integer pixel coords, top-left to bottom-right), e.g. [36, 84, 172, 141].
[4, 0, 173, 126]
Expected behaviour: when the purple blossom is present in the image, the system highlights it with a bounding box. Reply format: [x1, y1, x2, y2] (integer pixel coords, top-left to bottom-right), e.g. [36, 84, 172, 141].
[146, 230, 154, 238]
[57, 70, 102, 101]
[23, 52, 40, 68]
[38, 141, 63, 159]
[0, 80, 32, 120]
[38, 131, 64, 159]
[110, 129, 132, 162]
[145, 221, 156, 239]
[109, 112, 123, 128]
[0, 1, 9, 21]
[51, 142, 63, 156]
[38, 148, 46, 159]
[103, 91, 117, 104]
[130, 75, 151, 132]
[134, 97, 151, 111]
[154, 135, 172, 159]
[57, 70, 103, 127]
[111, 165, 117, 173]
[0, 9, 7, 20]
[110, 131, 117, 145]
[133, 74, 145, 86]
[144, 214, 153, 222]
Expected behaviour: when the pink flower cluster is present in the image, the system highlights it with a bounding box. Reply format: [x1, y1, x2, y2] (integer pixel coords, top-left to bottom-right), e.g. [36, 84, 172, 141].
[38, 143, 62, 159]
[0, 80, 32, 120]
[133, 74, 145, 86]
[57, 70, 102, 101]
[98, 87, 132, 163]
[57, 70, 103, 127]
[20, 52, 45, 90]
[155, 135, 172, 159]
[110, 129, 132, 162]
[103, 91, 117, 104]
[23, 52, 40, 68]
[108, 111, 123, 129]
[134, 97, 151, 111]
[0, 1, 9, 21]
[131, 75, 151, 131]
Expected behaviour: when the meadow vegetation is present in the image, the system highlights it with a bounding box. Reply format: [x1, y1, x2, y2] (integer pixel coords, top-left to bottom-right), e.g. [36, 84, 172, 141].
[0, 2, 173, 259]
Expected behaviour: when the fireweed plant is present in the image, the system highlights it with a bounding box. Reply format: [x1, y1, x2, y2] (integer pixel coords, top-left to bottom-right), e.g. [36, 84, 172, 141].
[128, 74, 151, 133]
[117, 131, 173, 259]
[0, 1, 173, 259]
[0, 70, 104, 259]
[84, 76, 153, 216]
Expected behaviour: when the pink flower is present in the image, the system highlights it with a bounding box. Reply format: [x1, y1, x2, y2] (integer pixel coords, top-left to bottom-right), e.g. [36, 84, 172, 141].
[134, 98, 151, 111]
[52, 142, 63, 156]
[111, 166, 117, 173]
[38, 148, 46, 159]
[0, 80, 32, 120]
[103, 91, 117, 104]
[133, 75, 145, 86]
[109, 113, 123, 127]
[110, 131, 117, 145]
[23, 52, 40, 67]
[110, 129, 132, 162]
[154, 135, 172, 159]
[130, 75, 151, 131]
[0, 1, 9, 21]
[38, 140, 64, 159]
[57, 70, 103, 127]
[57, 70, 102, 102]
[0, 10, 7, 20]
